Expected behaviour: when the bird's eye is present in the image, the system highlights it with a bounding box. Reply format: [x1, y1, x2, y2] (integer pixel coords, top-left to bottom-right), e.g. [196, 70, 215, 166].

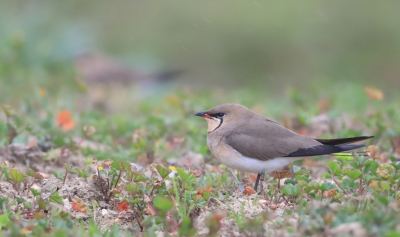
[216, 113, 225, 118]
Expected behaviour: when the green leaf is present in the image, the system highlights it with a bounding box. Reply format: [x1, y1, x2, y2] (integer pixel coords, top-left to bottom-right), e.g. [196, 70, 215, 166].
[380, 181, 391, 192]
[203, 191, 211, 201]
[0, 213, 11, 230]
[128, 198, 141, 205]
[374, 193, 389, 206]
[30, 188, 41, 197]
[83, 158, 93, 165]
[282, 184, 301, 197]
[125, 183, 140, 195]
[27, 169, 36, 177]
[50, 190, 63, 204]
[176, 167, 188, 181]
[111, 161, 121, 170]
[153, 195, 173, 211]
[344, 169, 362, 180]
[349, 161, 359, 169]
[53, 171, 65, 180]
[327, 161, 341, 176]
[363, 160, 379, 174]
[9, 168, 25, 183]
[341, 178, 359, 192]
[16, 197, 25, 204]
[156, 165, 171, 179]
[132, 172, 147, 182]
[284, 179, 297, 185]
[320, 182, 336, 191]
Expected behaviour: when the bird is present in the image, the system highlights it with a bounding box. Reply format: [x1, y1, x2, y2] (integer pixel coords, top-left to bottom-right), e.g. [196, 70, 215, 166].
[195, 103, 373, 193]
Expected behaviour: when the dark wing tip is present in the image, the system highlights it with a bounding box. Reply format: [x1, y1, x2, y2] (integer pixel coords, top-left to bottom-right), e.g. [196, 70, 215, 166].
[316, 136, 374, 146]
[285, 144, 366, 157]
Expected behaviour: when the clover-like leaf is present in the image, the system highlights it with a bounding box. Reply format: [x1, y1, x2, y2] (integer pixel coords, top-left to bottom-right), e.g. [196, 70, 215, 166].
[282, 184, 301, 197]
[327, 161, 342, 176]
[50, 190, 63, 204]
[344, 169, 362, 180]
[156, 165, 171, 179]
[9, 169, 25, 183]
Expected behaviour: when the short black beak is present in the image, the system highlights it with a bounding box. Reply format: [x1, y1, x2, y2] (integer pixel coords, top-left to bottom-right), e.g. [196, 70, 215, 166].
[195, 111, 206, 117]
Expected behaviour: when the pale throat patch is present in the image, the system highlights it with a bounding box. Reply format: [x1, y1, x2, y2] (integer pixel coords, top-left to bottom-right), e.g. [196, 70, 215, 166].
[205, 118, 222, 132]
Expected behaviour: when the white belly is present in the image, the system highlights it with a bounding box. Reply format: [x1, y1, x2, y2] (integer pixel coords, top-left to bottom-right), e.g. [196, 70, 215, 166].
[208, 138, 302, 173]
[222, 155, 302, 173]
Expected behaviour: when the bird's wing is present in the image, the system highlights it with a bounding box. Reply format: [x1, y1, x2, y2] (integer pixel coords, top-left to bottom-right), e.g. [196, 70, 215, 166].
[225, 116, 321, 161]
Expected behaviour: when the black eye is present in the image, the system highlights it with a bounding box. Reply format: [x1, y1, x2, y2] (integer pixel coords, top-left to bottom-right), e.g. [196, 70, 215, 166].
[216, 113, 225, 118]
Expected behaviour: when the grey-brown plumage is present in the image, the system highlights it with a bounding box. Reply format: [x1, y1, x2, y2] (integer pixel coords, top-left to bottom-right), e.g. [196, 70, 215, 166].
[195, 103, 373, 191]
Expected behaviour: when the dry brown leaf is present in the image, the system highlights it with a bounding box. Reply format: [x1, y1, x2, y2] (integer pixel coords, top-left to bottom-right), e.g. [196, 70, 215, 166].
[190, 169, 202, 177]
[323, 189, 337, 198]
[144, 204, 156, 216]
[365, 86, 384, 100]
[243, 186, 256, 195]
[271, 170, 291, 179]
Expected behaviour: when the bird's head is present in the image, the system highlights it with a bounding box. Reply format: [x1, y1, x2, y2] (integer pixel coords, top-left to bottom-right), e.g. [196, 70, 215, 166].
[195, 104, 251, 133]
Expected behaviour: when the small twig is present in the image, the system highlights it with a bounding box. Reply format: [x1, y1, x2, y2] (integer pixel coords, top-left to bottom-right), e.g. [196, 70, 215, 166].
[114, 171, 122, 189]
[332, 177, 349, 195]
[132, 204, 143, 232]
[63, 171, 68, 184]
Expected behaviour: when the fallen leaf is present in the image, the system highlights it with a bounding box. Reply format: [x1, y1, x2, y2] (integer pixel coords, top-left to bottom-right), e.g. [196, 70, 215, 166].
[56, 110, 75, 131]
[72, 197, 87, 214]
[197, 186, 213, 195]
[271, 170, 291, 179]
[268, 204, 277, 210]
[365, 86, 384, 100]
[195, 194, 202, 201]
[243, 186, 256, 195]
[144, 204, 156, 216]
[191, 169, 202, 177]
[249, 173, 258, 182]
[323, 189, 337, 198]
[117, 201, 129, 211]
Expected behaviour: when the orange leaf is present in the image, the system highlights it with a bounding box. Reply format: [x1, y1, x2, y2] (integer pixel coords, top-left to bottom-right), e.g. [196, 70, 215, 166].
[195, 194, 202, 201]
[56, 110, 75, 131]
[72, 198, 87, 214]
[365, 87, 384, 100]
[197, 186, 213, 195]
[117, 201, 129, 211]
[243, 186, 256, 195]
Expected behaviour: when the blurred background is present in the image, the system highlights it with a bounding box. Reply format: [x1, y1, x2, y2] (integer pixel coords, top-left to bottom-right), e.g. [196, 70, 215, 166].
[1, 0, 399, 112]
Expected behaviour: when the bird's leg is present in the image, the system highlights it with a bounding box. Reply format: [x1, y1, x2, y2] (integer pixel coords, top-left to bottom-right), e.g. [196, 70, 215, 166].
[254, 173, 261, 191]
[254, 172, 265, 194]
[228, 168, 244, 192]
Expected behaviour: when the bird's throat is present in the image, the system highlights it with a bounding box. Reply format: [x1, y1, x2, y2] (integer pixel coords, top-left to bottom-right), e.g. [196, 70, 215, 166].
[206, 118, 223, 133]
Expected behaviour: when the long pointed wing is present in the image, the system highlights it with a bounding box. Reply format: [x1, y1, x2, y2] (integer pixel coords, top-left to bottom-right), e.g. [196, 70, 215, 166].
[225, 116, 321, 160]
